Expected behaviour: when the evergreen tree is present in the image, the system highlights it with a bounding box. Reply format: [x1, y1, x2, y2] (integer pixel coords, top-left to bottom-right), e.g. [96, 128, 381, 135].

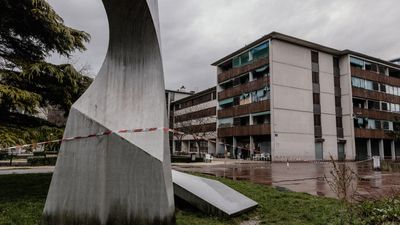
[0, 0, 91, 115]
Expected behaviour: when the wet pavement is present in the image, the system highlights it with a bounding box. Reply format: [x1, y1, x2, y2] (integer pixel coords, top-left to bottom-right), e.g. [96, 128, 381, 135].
[173, 160, 400, 198]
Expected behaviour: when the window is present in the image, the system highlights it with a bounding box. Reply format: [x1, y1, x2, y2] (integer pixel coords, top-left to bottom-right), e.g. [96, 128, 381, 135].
[365, 62, 378, 72]
[383, 121, 390, 130]
[314, 115, 321, 126]
[368, 100, 380, 110]
[368, 119, 376, 129]
[395, 87, 399, 96]
[336, 118, 343, 128]
[219, 98, 234, 109]
[381, 102, 388, 111]
[375, 120, 381, 129]
[233, 96, 240, 106]
[380, 84, 386, 92]
[335, 97, 341, 107]
[372, 82, 379, 91]
[353, 98, 366, 108]
[334, 76, 340, 87]
[379, 66, 387, 75]
[233, 116, 250, 126]
[388, 85, 394, 95]
[350, 57, 364, 69]
[251, 43, 269, 60]
[232, 42, 269, 68]
[354, 118, 367, 128]
[311, 51, 319, 63]
[253, 66, 269, 80]
[365, 80, 373, 90]
[219, 118, 233, 128]
[352, 77, 361, 87]
[199, 141, 208, 153]
[233, 57, 241, 68]
[391, 103, 396, 112]
[313, 93, 320, 105]
[312, 72, 320, 84]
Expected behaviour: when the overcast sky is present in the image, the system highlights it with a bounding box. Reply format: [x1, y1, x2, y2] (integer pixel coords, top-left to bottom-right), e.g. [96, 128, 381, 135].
[48, 0, 400, 92]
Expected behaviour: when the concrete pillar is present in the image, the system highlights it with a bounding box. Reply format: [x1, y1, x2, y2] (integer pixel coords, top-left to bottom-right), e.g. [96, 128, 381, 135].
[233, 137, 238, 159]
[250, 136, 255, 157]
[391, 141, 396, 161]
[249, 114, 254, 125]
[367, 139, 372, 159]
[249, 72, 254, 82]
[379, 139, 385, 160]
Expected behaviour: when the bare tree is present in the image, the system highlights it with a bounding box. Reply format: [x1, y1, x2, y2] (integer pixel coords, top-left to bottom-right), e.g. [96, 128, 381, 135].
[173, 105, 216, 155]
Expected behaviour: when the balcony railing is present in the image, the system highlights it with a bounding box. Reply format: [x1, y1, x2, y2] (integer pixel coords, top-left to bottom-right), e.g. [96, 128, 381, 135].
[352, 67, 400, 87]
[218, 57, 269, 83]
[354, 128, 393, 139]
[353, 107, 400, 121]
[218, 77, 269, 100]
[218, 100, 270, 118]
[218, 124, 271, 138]
[352, 88, 400, 104]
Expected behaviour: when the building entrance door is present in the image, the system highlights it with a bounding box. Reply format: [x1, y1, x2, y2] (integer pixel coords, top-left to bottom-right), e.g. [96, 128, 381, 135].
[338, 143, 345, 161]
[315, 143, 323, 161]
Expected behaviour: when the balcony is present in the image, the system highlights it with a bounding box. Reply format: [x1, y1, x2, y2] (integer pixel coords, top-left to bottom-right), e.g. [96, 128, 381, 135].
[218, 100, 270, 118]
[218, 77, 269, 100]
[353, 107, 400, 121]
[218, 57, 269, 83]
[354, 128, 393, 139]
[352, 88, 400, 104]
[352, 67, 400, 87]
[218, 124, 271, 138]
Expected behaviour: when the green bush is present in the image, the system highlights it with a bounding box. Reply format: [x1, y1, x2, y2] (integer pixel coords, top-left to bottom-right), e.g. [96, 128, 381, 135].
[0, 113, 64, 151]
[339, 196, 400, 225]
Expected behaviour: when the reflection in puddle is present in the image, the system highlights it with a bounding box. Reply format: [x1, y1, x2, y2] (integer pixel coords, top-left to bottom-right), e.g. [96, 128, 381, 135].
[173, 161, 400, 198]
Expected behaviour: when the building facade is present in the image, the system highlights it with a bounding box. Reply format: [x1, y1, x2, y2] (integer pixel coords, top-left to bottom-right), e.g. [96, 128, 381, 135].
[172, 87, 217, 155]
[212, 32, 400, 161]
[391, 58, 400, 65]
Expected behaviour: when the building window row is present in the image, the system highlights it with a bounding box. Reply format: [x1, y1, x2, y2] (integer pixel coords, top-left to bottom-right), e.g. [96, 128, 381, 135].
[218, 112, 270, 128]
[351, 76, 400, 97]
[175, 92, 216, 110]
[353, 98, 400, 113]
[219, 66, 269, 90]
[350, 56, 400, 78]
[219, 86, 270, 109]
[232, 43, 269, 69]
[354, 117, 398, 131]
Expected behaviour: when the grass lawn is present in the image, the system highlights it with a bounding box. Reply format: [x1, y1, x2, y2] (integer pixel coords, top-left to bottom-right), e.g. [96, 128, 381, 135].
[0, 173, 343, 225]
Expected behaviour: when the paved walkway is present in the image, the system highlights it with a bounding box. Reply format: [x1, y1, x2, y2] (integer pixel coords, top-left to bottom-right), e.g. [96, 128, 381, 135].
[1, 159, 399, 198]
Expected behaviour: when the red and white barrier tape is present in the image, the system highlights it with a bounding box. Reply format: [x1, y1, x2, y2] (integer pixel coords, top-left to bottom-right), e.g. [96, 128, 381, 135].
[0, 127, 172, 152]
[0, 126, 259, 154]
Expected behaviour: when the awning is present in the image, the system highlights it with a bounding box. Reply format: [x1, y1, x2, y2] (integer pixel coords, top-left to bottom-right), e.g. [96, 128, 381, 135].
[219, 98, 233, 105]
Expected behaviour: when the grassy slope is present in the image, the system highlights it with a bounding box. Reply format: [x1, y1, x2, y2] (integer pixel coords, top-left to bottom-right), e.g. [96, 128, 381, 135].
[0, 173, 343, 225]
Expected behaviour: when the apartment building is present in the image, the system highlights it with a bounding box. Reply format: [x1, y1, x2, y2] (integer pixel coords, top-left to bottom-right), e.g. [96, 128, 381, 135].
[172, 87, 217, 155]
[391, 58, 400, 65]
[212, 32, 400, 161]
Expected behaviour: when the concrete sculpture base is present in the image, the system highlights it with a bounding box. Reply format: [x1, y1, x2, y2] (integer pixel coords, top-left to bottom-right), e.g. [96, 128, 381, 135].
[42, 0, 175, 224]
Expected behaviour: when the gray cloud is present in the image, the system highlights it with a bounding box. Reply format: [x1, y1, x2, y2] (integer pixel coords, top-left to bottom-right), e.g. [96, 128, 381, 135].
[48, 0, 400, 91]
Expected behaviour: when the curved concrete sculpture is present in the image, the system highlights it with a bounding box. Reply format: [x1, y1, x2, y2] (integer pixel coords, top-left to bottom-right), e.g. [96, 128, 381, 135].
[43, 0, 175, 224]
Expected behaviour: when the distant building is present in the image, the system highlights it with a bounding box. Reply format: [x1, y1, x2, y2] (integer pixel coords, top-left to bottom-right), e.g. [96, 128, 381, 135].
[165, 89, 193, 153]
[171, 87, 217, 155]
[391, 58, 400, 65]
[212, 32, 400, 161]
